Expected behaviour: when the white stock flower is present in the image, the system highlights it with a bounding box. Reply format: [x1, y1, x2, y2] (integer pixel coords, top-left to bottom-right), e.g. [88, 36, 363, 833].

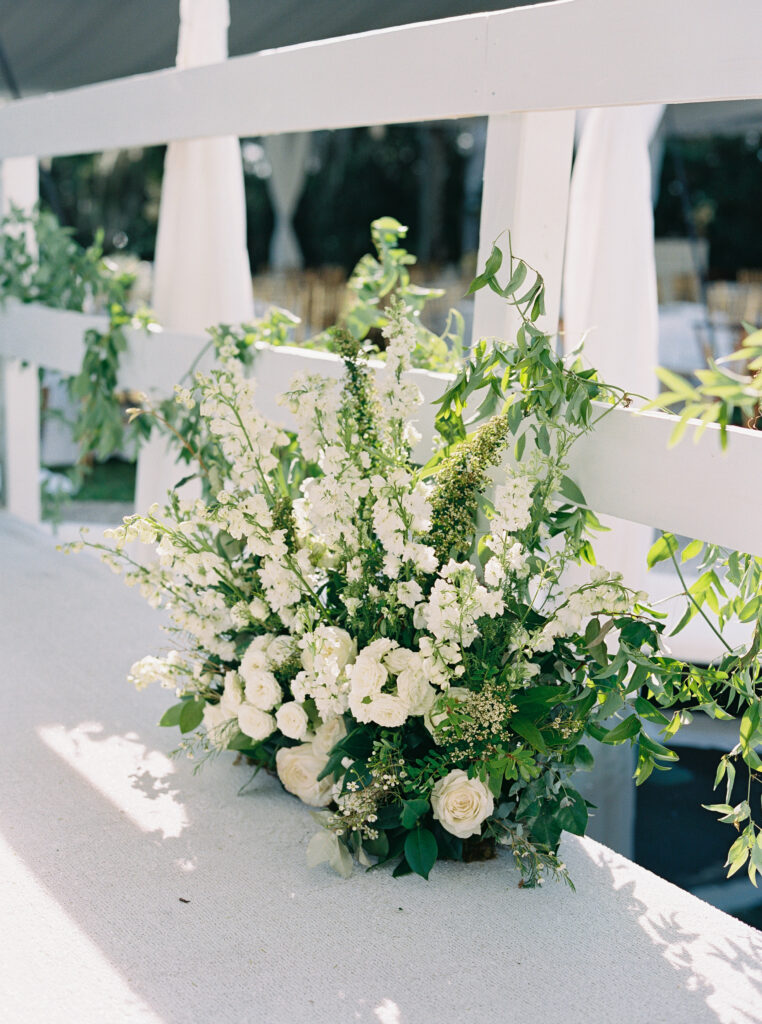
[275, 701, 310, 740]
[237, 702, 277, 742]
[431, 769, 494, 839]
[397, 579, 424, 609]
[276, 743, 334, 807]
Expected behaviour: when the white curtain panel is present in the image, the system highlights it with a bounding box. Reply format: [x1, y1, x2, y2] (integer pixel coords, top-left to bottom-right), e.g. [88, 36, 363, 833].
[563, 103, 665, 400]
[136, 0, 253, 510]
[562, 105, 664, 859]
[264, 133, 311, 271]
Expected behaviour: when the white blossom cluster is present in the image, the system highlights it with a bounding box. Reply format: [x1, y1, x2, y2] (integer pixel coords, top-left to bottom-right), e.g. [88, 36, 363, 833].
[81, 311, 648, 852]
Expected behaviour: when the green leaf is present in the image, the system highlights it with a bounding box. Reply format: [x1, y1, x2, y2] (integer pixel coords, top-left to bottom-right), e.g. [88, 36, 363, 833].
[514, 432, 527, 462]
[556, 790, 588, 836]
[179, 698, 204, 734]
[510, 715, 548, 753]
[681, 538, 703, 563]
[374, 804, 402, 829]
[400, 798, 430, 829]
[363, 832, 390, 860]
[404, 828, 438, 880]
[505, 261, 528, 296]
[600, 715, 641, 745]
[159, 702, 185, 728]
[559, 475, 586, 506]
[647, 532, 679, 569]
[572, 745, 595, 771]
[483, 244, 503, 278]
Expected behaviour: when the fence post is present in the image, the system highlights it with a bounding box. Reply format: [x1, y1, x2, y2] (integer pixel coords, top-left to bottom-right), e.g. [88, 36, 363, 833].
[0, 156, 41, 524]
[473, 111, 575, 345]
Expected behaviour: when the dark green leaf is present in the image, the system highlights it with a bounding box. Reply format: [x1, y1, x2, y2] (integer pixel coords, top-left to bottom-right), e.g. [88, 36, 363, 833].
[404, 828, 438, 880]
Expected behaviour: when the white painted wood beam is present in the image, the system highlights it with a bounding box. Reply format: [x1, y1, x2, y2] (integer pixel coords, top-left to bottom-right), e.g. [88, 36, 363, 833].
[0, 159, 41, 524]
[0, 0, 759, 159]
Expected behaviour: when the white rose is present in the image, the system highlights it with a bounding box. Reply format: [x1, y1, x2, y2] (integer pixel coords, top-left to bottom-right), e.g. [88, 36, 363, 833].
[396, 667, 436, 717]
[302, 626, 356, 673]
[275, 701, 310, 740]
[275, 743, 334, 807]
[430, 769, 494, 839]
[237, 702, 276, 742]
[348, 654, 388, 698]
[312, 716, 347, 757]
[203, 701, 232, 749]
[348, 688, 375, 723]
[383, 646, 416, 676]
[365, 693, 409, 728]
[244, 668, 283, 711]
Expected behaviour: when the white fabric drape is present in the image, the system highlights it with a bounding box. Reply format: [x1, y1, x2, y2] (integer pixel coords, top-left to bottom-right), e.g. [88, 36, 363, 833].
[563, 104, 664, 400]
[135, 0, 253, 510]
[263, 133, 311, 271]
[562, 104, 665, 858]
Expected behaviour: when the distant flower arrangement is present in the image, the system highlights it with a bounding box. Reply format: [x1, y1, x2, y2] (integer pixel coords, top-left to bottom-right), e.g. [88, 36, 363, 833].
[70, 236, 762, 887]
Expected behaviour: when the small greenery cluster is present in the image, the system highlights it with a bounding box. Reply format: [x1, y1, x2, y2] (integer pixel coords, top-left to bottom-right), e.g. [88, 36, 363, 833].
[144, 217, 463, 500]
[69, 241, 762, 888]
[0, 204, 151, 491]
[642, 319, 762, 882]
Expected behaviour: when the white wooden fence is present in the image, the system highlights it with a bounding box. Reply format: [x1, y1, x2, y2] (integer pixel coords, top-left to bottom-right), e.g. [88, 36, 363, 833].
[1, 0, 761, 558]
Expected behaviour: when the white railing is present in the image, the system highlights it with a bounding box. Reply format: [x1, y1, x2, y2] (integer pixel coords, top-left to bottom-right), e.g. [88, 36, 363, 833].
[1, 0, 761, 558]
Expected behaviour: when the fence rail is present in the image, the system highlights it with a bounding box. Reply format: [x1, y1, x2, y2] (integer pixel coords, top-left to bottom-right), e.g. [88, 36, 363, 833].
[0, 0, 759, 159]
[1, 0, 761, 556]
[2, 299, 761, 557]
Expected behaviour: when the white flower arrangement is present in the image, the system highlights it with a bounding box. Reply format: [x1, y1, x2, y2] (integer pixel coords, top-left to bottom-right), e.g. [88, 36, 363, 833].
[70, 241, 762, 888]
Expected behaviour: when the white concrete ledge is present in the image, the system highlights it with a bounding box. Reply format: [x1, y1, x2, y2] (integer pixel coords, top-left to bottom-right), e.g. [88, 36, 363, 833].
[1, 512, 760, 1023]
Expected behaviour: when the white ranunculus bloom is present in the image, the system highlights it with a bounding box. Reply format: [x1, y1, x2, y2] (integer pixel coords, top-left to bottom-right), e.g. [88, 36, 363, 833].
[243, 668, 283, 711]
[237, 702, 276, 742]
[430, 769, 494, 839]
[275, 701, 309, 740]
[312, 715, 347, 757]
[275, 743, 334, 807]
[365, 692, 409, 728]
